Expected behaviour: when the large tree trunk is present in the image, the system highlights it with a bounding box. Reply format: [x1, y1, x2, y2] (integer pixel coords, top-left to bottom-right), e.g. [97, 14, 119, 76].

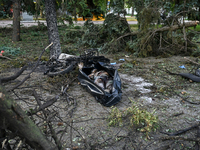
[45, 0, 61, 58]
[0, 86, 58, 150]
[12, 0, 20, 42]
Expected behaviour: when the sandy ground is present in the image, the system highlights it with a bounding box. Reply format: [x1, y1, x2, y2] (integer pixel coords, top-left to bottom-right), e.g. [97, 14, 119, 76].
[0, 20, 137, 28]
[1, 55, 200, 150]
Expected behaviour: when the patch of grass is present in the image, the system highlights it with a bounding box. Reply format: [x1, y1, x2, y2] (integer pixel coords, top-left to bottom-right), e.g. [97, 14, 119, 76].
[108, 101, 158, 135]
[189, 25, 200, 32]
[129, 24, 138, 31]
[126, 16, 137, 21]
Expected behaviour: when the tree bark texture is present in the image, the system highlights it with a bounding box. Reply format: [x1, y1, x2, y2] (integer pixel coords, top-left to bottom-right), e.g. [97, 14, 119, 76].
[12, 0, 20, 42]
[45, 0, 61, 58]
[0, 86, 58, 150]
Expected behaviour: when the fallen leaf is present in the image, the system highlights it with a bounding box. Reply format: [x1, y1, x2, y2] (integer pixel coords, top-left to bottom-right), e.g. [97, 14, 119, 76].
[57, 122, 63, 126]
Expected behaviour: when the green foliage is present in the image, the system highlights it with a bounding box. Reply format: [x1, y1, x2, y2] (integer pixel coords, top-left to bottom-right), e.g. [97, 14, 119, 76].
[66, 0, 91, 20]
[108, 101, 158, 134]
[0, 46, 22, 56]
[120, 63, 133, 69]
[0, 10, 6, 18]
[76, 13, 132, 52]
[63, 28, 85, 43]
[109, 0, 124, 13]
[57, 14, 73, 25]
[21, 0, 36, 15]
[93, 0, 107, 12]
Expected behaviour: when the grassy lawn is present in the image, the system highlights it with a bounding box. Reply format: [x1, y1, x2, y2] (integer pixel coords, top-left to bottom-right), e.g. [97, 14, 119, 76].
[0, 22, 199, 71]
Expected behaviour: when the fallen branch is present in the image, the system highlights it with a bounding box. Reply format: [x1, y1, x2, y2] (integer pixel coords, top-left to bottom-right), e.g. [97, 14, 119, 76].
[160, 121, 200, 136]
[27, 90, 59, 116]
[184, 57, 200, 66]
[0, 55, 12, 60]
[160, 136, 200, 142]
[7, 42, 53, 92]
[116, 21, 199, 41]
[0, 65, 27, 84]
[32, 90, 62, 149]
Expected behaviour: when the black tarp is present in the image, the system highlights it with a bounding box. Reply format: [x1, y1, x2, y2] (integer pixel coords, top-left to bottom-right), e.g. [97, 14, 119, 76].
[78, 62, 122, 107]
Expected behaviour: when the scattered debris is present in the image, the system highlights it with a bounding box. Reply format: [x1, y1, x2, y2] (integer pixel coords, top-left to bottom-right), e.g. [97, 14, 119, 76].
[179, 65, 186, 69]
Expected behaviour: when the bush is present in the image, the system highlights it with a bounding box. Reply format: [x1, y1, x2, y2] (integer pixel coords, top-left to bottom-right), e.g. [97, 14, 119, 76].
[0, 11, 7, 19]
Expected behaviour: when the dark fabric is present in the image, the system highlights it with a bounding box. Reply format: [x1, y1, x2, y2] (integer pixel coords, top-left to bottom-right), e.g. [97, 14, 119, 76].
[179, 73, 200, 82]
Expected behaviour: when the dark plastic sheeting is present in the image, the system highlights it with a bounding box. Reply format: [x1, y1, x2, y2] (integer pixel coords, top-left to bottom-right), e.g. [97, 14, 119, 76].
[78, 62, 122, 107]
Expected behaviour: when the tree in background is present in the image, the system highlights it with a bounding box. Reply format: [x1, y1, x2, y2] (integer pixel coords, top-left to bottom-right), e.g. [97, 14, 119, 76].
[0, 0, 13, 18]
[45, 0, 61, 58]
[12, 0, 20, 42]
[11, 0, 35, 42]
[125, 0, 135, 17]
[65, 0, 107, 21]
[109, 0, 125, 14]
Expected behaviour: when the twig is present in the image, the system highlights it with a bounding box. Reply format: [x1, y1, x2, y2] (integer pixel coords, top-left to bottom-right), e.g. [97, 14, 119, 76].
[195, 126, 200, 150]
[0, 55, 12, 60]
[33, 90, 62, 150]
[27, 90, 59, 116]
[160, 121, 200, 136]
[70, 119, 73, 149]
[184, 57, 200, 66]
[160, 136, 200, 142]
[0, 65, 27, 83]
[7, 43, 53, 92]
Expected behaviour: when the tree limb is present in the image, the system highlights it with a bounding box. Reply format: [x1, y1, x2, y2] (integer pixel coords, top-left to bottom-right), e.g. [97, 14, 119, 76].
[0, 65, 27, 84]
[116, 21, 199, 41]
[0, 86, 58, 150]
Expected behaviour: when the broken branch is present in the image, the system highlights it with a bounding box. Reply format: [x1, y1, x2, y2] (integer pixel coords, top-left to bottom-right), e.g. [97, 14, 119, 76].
[116, 21, 199, 41]
[0, 65, 27, 84]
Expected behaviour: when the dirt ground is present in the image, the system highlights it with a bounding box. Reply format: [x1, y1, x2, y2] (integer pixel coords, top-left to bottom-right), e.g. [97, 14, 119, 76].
[1, 54, 200, 150]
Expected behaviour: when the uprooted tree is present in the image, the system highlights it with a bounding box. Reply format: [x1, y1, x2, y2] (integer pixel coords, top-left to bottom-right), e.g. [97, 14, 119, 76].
[75, 0, 200, 57]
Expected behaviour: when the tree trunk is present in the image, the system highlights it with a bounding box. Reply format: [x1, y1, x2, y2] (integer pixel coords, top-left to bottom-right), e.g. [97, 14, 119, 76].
[45, 0, 61, 58]
[131, 7, 134, 17]
[12, 0, 20, 42]
[0, 86, 58, 150]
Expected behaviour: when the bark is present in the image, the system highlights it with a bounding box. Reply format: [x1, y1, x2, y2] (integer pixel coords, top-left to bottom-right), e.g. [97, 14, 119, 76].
[131, 7, 134, 17]
[12, 0, 20, 42]
[0, 86, 58, 150]
[45, 0, 61, 58]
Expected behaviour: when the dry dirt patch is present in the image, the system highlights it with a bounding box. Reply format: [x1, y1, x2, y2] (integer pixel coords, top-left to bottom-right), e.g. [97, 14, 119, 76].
[1, 56, 200, 149]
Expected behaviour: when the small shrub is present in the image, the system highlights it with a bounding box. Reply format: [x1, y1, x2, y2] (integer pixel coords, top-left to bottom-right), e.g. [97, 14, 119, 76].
[108, 101, 158, 135]
[0, 46, 22, 56]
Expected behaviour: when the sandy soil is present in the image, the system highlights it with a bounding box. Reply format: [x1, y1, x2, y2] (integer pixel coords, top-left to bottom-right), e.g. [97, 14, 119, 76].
[1, 55, 200, 150]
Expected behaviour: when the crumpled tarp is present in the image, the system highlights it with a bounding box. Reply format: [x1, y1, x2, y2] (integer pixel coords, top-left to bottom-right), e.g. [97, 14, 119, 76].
[78, 62, 122, 107]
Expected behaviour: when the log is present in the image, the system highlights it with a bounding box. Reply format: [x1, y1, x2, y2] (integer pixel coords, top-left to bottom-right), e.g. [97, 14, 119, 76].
[0, 86, 58, 150]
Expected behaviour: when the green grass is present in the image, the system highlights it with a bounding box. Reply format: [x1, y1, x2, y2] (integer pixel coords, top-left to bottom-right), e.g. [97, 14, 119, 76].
[189, 25, 200, 32]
